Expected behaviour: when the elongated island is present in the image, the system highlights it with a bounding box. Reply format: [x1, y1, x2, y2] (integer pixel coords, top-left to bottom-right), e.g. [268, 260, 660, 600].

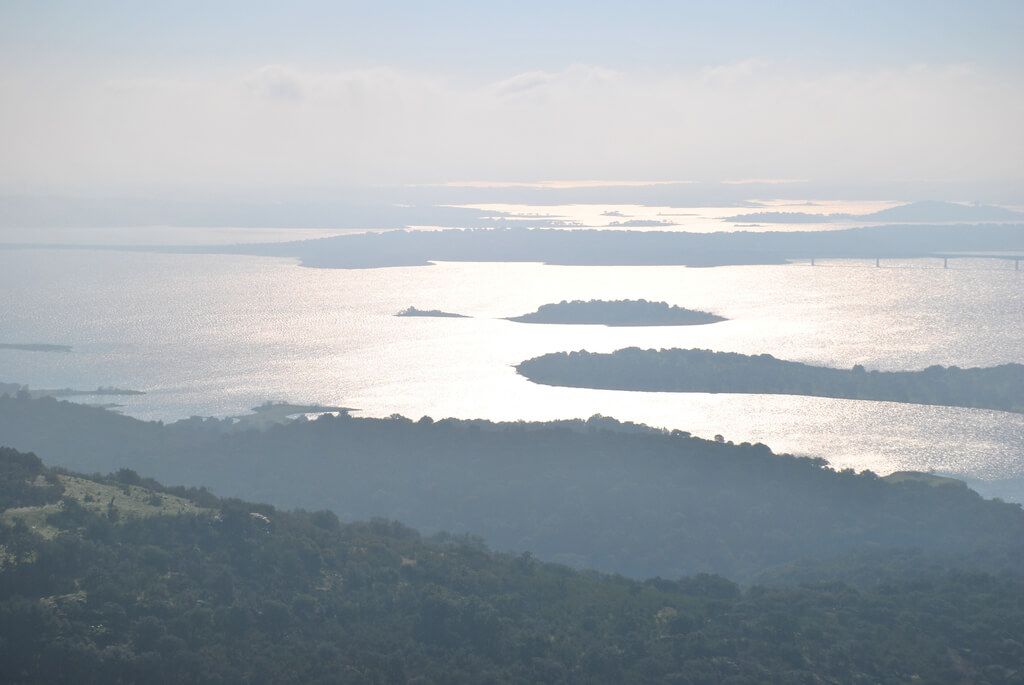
[516, 348, 1024, 413]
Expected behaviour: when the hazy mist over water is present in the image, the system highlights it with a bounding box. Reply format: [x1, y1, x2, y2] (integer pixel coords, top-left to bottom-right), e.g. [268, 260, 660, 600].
[458, 199, 909, 232]
[3, 229, 1021, 495]
[5, 3, 1024, 679]
[0, 226, 352, 246]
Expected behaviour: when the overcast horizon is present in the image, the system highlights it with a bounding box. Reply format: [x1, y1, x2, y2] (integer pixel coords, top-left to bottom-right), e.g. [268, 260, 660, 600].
[2, 1, 1023, 205]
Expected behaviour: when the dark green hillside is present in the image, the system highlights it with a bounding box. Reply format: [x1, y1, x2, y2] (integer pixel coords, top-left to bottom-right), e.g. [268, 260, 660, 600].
[2, 448, 1024, 684]
[2, 395, 1023, 582]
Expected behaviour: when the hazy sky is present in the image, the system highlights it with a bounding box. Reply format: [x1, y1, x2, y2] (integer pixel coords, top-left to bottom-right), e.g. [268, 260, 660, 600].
[1, 1, 1022, 196]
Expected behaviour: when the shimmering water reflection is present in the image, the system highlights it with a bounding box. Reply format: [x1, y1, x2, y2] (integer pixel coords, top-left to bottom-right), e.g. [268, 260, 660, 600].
[1, 250, 1021, 498]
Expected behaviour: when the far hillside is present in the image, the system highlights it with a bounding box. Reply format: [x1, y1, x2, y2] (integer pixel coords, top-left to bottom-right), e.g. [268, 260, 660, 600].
[724, 200, 1024, 224]
[2, 394, 1023, 582]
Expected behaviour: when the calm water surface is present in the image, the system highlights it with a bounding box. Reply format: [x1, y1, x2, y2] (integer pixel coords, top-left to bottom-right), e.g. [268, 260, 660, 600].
[1, 245, 1022, 498]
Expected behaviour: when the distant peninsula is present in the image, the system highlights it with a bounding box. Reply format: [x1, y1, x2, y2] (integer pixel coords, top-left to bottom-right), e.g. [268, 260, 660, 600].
[395, 306, 469, 318]
[516, 348, 1024, 414]
[43, 386, 144, 398]
[152, 221, 1024, 269]
[229, 401, 354, 429]
[0, 383, 144, 399]
[0, 343, 72, 352]
[508, 299, 726, 326]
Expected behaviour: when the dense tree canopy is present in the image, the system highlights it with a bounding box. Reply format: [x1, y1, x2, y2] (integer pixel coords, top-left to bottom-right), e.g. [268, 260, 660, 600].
[2, 449, 1024, 684]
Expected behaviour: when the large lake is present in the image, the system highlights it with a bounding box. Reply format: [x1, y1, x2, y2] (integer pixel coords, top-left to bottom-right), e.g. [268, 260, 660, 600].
[1, 231, 1022, 500]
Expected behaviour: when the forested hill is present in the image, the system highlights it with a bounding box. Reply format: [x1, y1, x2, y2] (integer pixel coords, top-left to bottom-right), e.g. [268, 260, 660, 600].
[3, 447, 1024, 684]
[2, 394, 1023, 582]
[517, 348, 1024, 414]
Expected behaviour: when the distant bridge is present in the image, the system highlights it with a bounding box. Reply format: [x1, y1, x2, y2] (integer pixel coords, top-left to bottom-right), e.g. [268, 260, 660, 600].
[808, 254, 1022, 270]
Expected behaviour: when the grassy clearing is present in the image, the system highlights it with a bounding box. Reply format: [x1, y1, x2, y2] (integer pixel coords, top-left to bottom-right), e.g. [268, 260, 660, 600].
[2, 474, 210, 539]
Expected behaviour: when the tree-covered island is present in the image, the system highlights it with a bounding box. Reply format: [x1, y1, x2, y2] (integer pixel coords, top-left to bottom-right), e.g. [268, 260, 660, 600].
[508, 299, 726, 326]
[516, 348, 1024, 413]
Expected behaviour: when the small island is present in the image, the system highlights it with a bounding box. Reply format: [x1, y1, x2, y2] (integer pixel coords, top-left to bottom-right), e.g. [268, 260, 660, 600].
[395, 307, 469, 318]
[516, 348, 1024, 414]
[0, 343, 72, 352]
[507, 300, 726, 327]
[606, 219, 674, 227]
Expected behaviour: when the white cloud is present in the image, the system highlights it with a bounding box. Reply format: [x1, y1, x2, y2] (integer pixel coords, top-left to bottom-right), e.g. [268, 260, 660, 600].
[244, 65, 307, 101]
[487, 65, 620, 100]
[0, 61, 1021, 193]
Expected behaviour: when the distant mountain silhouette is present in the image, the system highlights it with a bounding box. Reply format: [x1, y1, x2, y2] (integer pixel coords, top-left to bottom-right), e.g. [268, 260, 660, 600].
[865, 201, 1024, 223]
[725, 201, 1024, 224]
